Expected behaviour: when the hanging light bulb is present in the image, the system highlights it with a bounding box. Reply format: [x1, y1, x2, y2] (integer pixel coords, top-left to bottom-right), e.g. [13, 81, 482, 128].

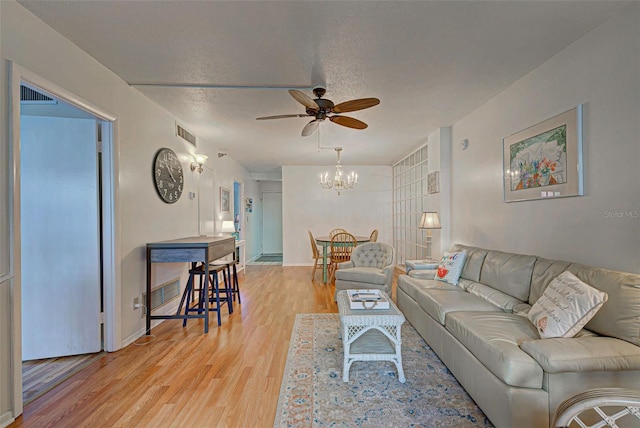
[320, 147, 358, 195]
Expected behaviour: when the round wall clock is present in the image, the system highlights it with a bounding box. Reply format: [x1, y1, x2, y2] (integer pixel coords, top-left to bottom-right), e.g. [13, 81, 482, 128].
[153, 148, 184, 204]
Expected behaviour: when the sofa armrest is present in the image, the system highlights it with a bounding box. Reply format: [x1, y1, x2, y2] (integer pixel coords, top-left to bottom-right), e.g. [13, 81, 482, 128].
[408, 269, 437, 280]
[521, 337, 640, 373]
[338, 261, 354, 269]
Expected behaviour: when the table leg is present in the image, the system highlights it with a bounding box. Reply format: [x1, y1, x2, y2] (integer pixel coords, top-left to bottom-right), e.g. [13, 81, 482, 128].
[146, 248, 152, 335]
[322, 243, 329, 283]
[203, 257, 210, 334]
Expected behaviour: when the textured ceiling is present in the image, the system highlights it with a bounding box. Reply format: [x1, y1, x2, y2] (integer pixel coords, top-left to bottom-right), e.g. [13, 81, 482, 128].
[19, 1, 626, 172]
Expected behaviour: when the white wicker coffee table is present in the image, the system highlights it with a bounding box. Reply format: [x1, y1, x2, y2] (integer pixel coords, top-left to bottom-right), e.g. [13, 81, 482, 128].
[336, 290, 406, 383]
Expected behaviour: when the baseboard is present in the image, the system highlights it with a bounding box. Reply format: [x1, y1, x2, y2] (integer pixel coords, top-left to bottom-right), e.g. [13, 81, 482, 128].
[0, 411, 15, 428]
[282, 263, 312, 267]
[121, 301, 181, 348]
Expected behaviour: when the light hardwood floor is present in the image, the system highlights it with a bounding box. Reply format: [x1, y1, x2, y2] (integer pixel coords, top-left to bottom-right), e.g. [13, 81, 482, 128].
[11, 265, 399, 428]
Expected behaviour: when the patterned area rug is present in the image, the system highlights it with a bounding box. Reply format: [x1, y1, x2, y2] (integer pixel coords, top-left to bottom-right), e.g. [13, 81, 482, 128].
[274, 313, 493, 427]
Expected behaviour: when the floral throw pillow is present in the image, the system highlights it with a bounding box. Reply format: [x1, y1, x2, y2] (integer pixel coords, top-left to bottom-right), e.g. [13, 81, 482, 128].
[435, 250, 467, 285]
[528, 271, 608, 339]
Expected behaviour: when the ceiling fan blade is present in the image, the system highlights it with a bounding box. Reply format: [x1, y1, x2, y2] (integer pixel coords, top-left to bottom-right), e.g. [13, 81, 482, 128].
[256, 114, 307, 120]
[332, 98, 380, 113]
[302, 119, 321, 137]
[289, 89, 319, 110]
[329, 115, 368, 130]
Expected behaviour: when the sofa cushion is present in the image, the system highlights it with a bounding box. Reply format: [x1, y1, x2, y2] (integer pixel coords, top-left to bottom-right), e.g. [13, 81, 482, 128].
[465, 281, 524, 312]
[446, 312, 543, 389]
[527, 271, 608, 339]
[568, 264, 640, 346]
[529, 257, 572, 304]
[397, 275, 461, 304]
[521, 337, 640, 373]
[335, 267, 386, 285]
[412, 288, 501, 325]
[451, 244, 488, 282]
[480, 250, 536, 301]
[407, 269, 437, 280]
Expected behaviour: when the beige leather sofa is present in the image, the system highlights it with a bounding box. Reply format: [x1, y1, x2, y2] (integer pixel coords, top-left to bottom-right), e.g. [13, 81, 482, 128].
[396, 244, 640, 428]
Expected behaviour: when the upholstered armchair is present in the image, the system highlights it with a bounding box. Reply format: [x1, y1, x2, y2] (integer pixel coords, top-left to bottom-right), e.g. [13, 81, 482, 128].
[334, 242, 395, 299]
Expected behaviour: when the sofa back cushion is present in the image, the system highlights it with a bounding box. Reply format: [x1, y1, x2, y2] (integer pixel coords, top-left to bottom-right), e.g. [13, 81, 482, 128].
[465, 281, 524, 312]
[529, 257, 572, 304]
[451, 244, 488, 282]
[479, 250, 536, 302]
[567, 264, 640, 346]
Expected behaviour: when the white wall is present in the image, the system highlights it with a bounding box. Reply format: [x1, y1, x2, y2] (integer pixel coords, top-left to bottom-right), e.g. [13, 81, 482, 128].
[0, 2, 259, 408]
[450, 3, 640, 273]
[283, 165, 392, 266]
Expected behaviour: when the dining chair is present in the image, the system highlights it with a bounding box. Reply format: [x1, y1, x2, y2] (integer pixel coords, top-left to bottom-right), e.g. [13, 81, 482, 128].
[328, 232, 357, 283]
[369, 229, 379, 242]
[329, 228, 348, 238]
[308, 230, 324, 281]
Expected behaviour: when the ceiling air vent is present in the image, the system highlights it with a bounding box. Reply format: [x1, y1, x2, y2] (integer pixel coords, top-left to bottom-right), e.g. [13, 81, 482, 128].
[176, 122, 196, 147]
[20, 85, 58, 105]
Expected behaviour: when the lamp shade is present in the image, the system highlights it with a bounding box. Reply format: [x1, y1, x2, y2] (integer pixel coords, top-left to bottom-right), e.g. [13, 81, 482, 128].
[220, 220, 235, 233]
[193, 153, 208, 165]
[419, 212, 441, 229]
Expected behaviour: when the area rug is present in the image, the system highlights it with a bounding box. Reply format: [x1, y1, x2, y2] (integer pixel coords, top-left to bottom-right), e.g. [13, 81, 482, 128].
[274, 313, 493, 427]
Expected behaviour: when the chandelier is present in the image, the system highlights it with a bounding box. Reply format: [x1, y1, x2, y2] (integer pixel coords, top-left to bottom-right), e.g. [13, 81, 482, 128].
[320, 147, 358, 195]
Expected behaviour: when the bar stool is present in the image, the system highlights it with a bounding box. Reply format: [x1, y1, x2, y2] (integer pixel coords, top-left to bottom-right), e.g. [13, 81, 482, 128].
[209, 259, 241, 305]
[180, 262, 232, 327]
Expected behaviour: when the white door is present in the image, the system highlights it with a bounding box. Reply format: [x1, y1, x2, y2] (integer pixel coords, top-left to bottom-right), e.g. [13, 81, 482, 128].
[262, 192, 283, 254]
[20, 116, 102, 360]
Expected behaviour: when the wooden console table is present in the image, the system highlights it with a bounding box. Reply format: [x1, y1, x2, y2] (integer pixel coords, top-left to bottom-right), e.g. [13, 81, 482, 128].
[146, 236, 235, 334]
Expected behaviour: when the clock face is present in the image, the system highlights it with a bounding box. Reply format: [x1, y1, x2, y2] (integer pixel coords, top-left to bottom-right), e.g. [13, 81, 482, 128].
[153, 148, 184, 204]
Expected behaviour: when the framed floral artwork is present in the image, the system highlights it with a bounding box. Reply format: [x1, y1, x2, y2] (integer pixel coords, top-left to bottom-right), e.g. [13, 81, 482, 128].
[503, 105, 583, 202]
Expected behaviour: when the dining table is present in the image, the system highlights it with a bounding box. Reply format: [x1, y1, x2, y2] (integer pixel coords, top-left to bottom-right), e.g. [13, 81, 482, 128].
[315, 235, 371, 284]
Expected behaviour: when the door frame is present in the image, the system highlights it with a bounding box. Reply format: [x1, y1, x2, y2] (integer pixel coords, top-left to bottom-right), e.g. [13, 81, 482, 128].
[8, 62, 120, 416]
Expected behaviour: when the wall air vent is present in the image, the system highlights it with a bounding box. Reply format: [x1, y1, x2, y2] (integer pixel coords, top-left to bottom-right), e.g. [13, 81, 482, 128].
[142, 278, 180, 317]
[176, 122, 197, 147]
[20, 85, 58, 105]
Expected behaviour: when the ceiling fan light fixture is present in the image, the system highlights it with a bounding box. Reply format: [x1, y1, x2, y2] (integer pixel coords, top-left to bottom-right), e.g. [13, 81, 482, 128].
[256, 87, 380, 136]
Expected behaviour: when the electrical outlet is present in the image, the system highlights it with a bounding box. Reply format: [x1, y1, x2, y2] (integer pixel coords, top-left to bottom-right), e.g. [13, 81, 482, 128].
[133, 296, 140, 310]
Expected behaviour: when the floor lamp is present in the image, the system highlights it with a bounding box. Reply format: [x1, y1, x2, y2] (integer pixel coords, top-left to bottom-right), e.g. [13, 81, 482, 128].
[419, 212, 441, 263]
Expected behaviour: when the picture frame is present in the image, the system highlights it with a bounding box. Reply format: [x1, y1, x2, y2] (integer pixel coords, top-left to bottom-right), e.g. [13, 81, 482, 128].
[220, 187, 230, 212]
[427, 171, 440, 194]
[503, 105, 583, 203]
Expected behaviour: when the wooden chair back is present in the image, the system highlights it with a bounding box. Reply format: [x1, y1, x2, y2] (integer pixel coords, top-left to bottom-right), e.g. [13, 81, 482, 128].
[329, 232, 357, 265]
[369, 229, 379, 242]
[329, 228, 348, 238]
[308, 231, 320, 259]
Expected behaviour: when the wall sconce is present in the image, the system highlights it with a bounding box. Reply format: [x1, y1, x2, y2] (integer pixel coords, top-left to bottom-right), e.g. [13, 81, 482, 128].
[190, 153, 208, 173]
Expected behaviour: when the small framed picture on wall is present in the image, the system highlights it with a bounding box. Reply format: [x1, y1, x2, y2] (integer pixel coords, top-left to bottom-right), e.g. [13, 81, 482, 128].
[220, 187, 230, 212]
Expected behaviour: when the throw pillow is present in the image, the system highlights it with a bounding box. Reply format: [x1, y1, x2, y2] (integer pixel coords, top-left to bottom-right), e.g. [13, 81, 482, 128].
[435, 250, 467, 285]
[528, 271, 608, 339]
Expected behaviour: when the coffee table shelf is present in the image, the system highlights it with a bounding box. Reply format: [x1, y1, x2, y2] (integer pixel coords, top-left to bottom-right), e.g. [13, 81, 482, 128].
[336, 290, 406, 383]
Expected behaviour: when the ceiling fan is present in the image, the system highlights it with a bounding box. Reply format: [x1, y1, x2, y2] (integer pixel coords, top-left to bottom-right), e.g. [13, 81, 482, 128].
[256, 86, 380, 136]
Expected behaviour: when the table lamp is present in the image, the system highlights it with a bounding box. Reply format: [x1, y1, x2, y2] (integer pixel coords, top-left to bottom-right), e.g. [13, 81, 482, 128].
[418, 212, 441, 262]
[220, 220, 235, 236]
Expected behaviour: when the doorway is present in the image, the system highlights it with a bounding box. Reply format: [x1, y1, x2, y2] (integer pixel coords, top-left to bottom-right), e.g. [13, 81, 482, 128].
[262, 191, 283, 256]
[9, 63, 118, 416]
[20, 85, 104, 402]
